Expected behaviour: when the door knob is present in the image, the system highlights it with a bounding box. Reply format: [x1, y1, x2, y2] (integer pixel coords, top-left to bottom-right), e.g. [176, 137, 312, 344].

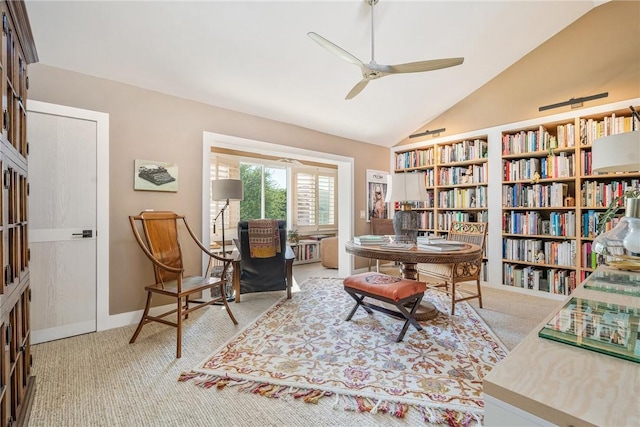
[72, 230, 93, 238]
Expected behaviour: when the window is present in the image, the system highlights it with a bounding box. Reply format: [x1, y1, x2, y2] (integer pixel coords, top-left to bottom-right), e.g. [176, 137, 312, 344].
[294, 169, 336, 233]
[211, 154, 337, 243]
[239, 163, 287, 221]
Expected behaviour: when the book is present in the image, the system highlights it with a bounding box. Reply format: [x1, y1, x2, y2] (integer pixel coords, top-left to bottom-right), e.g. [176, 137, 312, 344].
[356, 234, 389, 241]
[354, 240, 388, 246]
[416, 236, 446, 244]
[428, 239, 466, 245]
[379, 242, 414, 250]
[353, 235, 389, 245]
[418, 242, 466, 252]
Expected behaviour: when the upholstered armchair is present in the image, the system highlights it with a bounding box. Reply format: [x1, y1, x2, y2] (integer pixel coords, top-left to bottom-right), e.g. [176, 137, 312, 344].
[232, 220, 294, 303]
[320, 236, 338, 269]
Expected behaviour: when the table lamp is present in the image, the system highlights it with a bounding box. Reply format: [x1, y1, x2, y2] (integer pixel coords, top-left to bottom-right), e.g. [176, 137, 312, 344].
[211, 179, 244, 254]
[591, 128, 640, 266]
[384, 172, 428, 244]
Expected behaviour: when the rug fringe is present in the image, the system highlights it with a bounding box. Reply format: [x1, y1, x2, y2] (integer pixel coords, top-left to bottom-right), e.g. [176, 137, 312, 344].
[179, 371, 483, 426]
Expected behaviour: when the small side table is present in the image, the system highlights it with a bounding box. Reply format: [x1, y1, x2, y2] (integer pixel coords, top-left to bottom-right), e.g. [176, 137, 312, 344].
[210, 245, 236, 300]
[289, 243, 299, 259]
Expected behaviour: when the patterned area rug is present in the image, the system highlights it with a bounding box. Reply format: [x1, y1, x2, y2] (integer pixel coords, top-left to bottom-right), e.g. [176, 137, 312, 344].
[180, 277, 508, 426]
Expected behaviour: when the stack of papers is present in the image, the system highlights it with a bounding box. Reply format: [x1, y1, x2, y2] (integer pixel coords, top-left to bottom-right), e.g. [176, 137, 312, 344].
[353, 235, 390, 245]
[418, 243, 466, 252]
[417, 236, 447, 245]
[417, 239, 466, 252]
[380, 242, 414, 250]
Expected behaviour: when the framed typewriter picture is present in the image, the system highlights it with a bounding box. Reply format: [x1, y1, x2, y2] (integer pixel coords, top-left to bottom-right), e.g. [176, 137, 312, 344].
[134, 159, 179, 192]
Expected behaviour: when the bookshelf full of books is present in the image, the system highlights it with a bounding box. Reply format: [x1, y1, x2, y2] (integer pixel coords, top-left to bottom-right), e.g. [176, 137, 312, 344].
[394, 137, 489, 280]
[390, 99, 640, 294]
[394, 138, 488, 232]
[292, 239, 321, 265]
[393, 145, 437, 234]
[501, 105, 640, 296]
[435, 137, 489, 276]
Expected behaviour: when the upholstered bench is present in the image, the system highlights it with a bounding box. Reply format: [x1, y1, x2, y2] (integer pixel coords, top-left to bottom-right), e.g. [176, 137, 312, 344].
[343, 272, 427, 342]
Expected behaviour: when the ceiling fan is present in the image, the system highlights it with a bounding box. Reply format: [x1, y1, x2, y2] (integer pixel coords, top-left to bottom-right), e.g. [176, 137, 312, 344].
[308, 0, 464, 100]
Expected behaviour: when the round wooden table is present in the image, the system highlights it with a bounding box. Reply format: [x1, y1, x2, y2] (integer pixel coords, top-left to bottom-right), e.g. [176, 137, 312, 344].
[345, 241, 482, 320]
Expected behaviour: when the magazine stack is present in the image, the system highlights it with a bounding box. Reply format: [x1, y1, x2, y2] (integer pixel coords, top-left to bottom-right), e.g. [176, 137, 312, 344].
[353, 235, 389, 246]
[416, 236, 466, 252]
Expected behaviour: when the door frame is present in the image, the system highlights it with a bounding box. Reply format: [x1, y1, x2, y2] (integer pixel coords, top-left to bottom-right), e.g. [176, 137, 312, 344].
[27, 100, 110, 331]
[202, 132, 354, 278]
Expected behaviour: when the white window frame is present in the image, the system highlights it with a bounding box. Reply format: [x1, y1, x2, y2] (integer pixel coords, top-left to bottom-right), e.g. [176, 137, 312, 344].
[293, 167, 337, 234]
[202, 132, 354, 279]
[239, 161, 289, 221]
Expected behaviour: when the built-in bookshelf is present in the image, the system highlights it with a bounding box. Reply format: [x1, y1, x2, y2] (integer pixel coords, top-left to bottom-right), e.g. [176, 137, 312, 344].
[395, 138, 488, 230]
[292, 239, 321, 265]
[501, 106, 640, 296]
[391, 99, 640, 295]
[394, 144, 437, 232]
[394, 137, 489, 280]
[577, 108, 640, 279]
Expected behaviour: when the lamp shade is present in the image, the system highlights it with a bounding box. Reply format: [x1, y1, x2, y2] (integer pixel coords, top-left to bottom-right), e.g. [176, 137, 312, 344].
[211, 179, 244, 201]
[384, 173, 427, 244]
[384, 172, 428, 203]
[592, 131, 640, 173]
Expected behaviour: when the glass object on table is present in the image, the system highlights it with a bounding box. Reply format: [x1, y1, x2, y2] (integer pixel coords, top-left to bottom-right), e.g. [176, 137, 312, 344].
[594, 198, 640, 270]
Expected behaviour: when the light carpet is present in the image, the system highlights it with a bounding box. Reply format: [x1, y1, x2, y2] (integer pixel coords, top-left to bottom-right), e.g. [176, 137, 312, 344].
[180, 277, 508, 426]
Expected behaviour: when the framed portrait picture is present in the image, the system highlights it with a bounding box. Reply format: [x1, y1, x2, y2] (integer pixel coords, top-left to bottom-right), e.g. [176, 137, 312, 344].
[366, 169, 389, 222]
[134, 159, 179, 192]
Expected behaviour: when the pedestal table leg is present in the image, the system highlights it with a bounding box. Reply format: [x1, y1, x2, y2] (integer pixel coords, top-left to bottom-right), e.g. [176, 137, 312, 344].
[400, 262, 439, 321]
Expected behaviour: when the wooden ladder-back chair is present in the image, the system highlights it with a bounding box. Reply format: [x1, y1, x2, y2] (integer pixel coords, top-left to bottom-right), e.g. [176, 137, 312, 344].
[369, 218, 395, 272]
[417, 221, 487, 315]
[129, 211, 238, 358]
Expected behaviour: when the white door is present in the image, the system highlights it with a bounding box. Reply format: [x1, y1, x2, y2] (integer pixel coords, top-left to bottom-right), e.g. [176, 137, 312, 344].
[27, 108, 98, 344]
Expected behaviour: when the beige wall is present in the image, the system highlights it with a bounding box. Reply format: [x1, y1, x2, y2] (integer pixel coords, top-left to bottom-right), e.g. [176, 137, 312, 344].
[399, 0, 640, 146]
[27, 64, 391, 315]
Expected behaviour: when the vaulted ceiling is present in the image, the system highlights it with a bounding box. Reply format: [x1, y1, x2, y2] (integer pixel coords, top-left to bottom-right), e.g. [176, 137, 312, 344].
[25, 1, 603, 147]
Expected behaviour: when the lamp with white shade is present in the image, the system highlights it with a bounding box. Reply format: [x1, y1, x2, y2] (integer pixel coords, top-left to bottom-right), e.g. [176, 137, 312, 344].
[384, 172, 428, 244]
[211, 179, 244, 254]
[591, 130, 640, 173]
[591, 128, 640, 266]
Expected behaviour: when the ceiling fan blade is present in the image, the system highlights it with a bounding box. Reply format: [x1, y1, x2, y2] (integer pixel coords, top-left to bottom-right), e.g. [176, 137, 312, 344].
[307, 32, 363, 67]
[345, 79, 369, 100]
[386, 57, 464, 74]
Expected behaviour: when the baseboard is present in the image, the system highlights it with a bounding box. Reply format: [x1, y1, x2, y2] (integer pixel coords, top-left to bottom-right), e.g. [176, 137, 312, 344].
[32, 320, 96, 344]
[480, 281, 566, 301]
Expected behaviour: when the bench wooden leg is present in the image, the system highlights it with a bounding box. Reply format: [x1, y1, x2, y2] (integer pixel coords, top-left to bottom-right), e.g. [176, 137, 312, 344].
[394, 295, 423, 342]
[345, 293, 373, 320]
[344, 287, 424, 342]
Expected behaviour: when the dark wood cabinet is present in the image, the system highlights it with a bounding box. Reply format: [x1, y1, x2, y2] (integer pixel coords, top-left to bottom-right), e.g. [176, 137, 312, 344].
[0, 1, 36, 425]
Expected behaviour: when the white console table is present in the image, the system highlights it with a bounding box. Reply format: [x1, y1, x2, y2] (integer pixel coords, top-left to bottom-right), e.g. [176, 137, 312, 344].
[483, 266, 640, 426]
